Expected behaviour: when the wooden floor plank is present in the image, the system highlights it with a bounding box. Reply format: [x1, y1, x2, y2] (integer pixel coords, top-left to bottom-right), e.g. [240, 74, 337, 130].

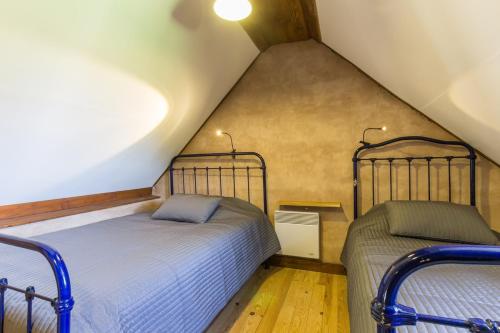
[305, 284, 326, 333]
[335, 275, 350, 333]
[288, 280, 313, 333]
[255, 269, 295, 333]
[272, 279, 303, 333]
[207, 268, 268, 333]
[321, 274, 338, 333]
[230, 268, 286, 332]
[207, 267, 349, 333]
[303, 270, 321, 284]
[292, 269, 307, 282]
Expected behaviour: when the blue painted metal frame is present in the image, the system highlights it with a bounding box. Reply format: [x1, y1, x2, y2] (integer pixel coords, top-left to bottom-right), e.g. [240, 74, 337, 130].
[0, 233, 74, 333]
[371, 245, 500, 332]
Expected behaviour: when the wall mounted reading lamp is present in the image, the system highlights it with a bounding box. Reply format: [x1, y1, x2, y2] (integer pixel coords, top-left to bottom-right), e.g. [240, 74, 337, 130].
[216, 129, 237, 155]
[360, 126, 387, 146]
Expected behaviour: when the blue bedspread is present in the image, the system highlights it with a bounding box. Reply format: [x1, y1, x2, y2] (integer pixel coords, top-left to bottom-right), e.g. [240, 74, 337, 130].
[0, 197, 280, 332]
[341, 204, 500, 333]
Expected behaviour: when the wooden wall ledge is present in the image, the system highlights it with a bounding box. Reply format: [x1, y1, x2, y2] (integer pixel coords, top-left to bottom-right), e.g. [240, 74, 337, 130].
[0, 188, 159, 228]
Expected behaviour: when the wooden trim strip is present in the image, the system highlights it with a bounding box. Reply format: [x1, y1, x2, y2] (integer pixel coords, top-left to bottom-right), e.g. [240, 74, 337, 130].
[0, 188, 159, 228]
[268, 255, 346, 275]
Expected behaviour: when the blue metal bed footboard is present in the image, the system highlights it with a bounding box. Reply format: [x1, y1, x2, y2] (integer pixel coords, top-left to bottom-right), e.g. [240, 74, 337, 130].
[371, 245, 500, 332]
[0, 233, 74, 333]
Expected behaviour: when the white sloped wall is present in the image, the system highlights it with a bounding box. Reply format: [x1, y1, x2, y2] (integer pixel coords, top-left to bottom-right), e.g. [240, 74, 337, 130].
[316, 0, 500, 163]
[0, 0, 258, 205]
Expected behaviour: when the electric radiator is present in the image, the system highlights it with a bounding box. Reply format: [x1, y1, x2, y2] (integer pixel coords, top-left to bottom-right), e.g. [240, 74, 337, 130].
[274, 210, 320, 259]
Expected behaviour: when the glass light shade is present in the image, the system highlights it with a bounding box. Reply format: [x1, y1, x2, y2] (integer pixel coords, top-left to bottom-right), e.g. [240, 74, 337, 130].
[213, 0, 252, 21]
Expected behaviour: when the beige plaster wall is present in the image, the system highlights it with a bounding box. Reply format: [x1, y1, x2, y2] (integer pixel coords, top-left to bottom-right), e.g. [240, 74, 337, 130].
[157, 40, 500, 264]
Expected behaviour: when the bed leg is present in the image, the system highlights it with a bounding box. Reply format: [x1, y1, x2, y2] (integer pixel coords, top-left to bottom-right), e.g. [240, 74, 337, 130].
[377, 325, 395, 333]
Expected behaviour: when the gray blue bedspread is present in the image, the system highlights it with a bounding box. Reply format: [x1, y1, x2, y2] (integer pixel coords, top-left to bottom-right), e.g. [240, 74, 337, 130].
[341, 204, 500, 333]
[0, 197, 280, 332]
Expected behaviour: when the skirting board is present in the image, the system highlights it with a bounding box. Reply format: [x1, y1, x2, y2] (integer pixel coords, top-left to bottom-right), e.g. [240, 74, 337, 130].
[268, 255, 346, 275]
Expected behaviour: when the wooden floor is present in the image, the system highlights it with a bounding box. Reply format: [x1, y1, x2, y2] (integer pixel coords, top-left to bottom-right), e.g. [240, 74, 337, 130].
[206, 267, 350, 333]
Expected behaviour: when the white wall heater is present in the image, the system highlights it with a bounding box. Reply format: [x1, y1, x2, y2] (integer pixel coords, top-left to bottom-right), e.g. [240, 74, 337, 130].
[274, 210, 320, 259]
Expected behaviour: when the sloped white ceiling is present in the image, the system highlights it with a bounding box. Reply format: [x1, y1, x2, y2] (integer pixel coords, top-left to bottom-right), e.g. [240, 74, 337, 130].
[0, 0, 258, 205]
[316, 0, 500, 163]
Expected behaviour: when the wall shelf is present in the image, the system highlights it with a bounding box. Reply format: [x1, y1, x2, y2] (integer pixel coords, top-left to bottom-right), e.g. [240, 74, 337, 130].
[278, 200, 341, 209]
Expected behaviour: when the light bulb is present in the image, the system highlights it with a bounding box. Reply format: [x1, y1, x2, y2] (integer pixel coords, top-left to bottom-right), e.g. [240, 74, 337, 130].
[382, 126, 387, 131]
[213, 0, 252, 21]
[216, 129, 223, 136]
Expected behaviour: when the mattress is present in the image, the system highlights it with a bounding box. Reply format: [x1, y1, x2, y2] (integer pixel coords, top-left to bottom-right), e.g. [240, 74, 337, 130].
[0, 197, 280, 333]
[341, 204, 500, 333]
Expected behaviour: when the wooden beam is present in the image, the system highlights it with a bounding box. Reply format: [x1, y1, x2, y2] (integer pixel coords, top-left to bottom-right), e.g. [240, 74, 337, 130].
[0, 188, 159, 228]
[240, 0, 321, 51]
[299, 0, 321, 41]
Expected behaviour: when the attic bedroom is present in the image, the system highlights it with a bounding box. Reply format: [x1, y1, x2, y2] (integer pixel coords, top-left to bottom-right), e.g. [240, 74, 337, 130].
[0, 1, 499, 332]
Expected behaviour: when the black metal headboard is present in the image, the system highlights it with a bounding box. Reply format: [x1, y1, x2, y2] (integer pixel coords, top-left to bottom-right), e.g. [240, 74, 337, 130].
[353, 136, 477, 219]
[168, 152, 268, 214]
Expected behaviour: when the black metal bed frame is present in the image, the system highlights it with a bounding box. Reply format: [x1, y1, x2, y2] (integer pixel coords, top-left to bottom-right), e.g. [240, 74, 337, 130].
[0, 151, 266, 333]
[352, 136, 499, 332]
[168, 152, 268, 214]
[353, 136, 477, 219]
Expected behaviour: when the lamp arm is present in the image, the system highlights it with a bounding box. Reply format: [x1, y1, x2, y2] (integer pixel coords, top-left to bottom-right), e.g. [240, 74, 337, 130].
[362, 127, 385, 145]
[362, 127, 379, 142]
[223, 132, 236, 152]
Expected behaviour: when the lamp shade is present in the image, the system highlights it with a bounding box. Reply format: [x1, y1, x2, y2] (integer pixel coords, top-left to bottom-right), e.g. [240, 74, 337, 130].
[213, 0, 252, 21]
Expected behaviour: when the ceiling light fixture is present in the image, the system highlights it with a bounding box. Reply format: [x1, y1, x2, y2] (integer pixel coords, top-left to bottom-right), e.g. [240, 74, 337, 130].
[213, 0, 252, 21]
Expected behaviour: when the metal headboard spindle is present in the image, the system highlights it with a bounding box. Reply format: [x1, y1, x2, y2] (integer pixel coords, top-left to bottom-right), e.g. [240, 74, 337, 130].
[168, 152, 268, 215]
[353, 136, 477, 219]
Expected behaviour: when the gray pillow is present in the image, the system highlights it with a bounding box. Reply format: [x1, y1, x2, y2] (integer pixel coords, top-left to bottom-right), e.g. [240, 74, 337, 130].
[385, 201, 498, 245]
[152, 194, 222, 223]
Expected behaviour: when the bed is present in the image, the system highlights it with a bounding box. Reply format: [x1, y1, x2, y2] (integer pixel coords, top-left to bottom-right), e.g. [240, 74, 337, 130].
[0, 152, 280, 333]
[345, 136, 500, 333]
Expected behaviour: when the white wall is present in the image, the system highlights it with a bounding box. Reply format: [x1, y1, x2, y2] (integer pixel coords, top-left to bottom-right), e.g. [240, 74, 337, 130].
[0, 0, 259, 205]
[316, 0, 500, 163]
